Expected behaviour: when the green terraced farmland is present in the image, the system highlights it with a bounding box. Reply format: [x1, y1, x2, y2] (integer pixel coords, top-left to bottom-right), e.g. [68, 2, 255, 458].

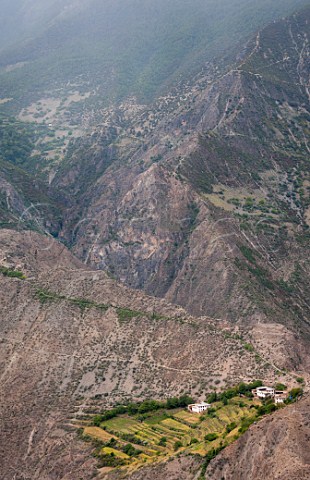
[79, 396, 263, 476]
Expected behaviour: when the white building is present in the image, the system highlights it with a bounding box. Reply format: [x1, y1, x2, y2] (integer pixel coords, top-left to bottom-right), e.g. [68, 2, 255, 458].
[275, 396, 285, 404]
[188, 402, 211, 413]
[252, 386, 287, 403]
[274, 391, 286, 404]
[252, 386, 275, 399]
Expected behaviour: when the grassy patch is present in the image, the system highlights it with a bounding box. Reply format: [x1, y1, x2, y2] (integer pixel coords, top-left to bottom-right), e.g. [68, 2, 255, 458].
[35, 288, 109, 312]
[35, 288, 168, 322]
[0, 266, 25, 279]
[116, 307, 143, 323]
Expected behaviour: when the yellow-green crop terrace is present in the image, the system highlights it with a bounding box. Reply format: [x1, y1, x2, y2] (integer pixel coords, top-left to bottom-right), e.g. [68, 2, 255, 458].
[76, 383, 302, 477]
[78, 396, 261, 476]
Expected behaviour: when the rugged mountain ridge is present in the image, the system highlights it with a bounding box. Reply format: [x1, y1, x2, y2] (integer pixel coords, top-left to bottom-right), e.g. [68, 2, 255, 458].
[52, 8, 310, 355]
[1, 8, 309, 367]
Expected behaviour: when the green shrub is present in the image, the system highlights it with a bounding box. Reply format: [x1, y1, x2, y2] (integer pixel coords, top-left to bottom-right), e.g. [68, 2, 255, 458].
[238, 417, 257, 434]
[97, 453, 126, 468]
[207, 407, 217, 418]
[206, 392, 217, 403]
[257, 403, 277, 416]
[275, 383, 286, 391]
[158, 436, 167, 447]
[174, 440, 183, 451]
[204, 433, 218, 442]
[243, 343, 254, 352]
[226, 422, 237, 433]
[190, 438, 199, 444]
[0, 266, 25, 279]
[287, 388, 303, 401]
[122, 443, 142, 457]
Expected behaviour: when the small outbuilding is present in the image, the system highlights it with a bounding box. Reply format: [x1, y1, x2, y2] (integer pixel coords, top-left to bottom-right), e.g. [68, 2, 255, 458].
[274, 391, 287, 404]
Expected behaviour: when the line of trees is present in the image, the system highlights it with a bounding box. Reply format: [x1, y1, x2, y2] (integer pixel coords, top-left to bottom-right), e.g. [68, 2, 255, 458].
[93, 395, 194, 426]
[206, 380, 263, 403]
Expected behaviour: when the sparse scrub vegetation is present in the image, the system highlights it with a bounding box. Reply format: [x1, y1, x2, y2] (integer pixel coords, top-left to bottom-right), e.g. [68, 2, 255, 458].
[0, 266, 25, 279]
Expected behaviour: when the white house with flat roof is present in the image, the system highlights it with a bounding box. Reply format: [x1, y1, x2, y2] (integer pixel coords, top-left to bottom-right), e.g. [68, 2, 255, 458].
[252, 386, 275, 398]
[188, 402, 211, 413]
[252, 386, 287, 403]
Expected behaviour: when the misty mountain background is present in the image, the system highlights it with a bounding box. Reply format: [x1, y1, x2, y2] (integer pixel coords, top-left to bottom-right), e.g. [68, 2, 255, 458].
[0, 0, 309, 108]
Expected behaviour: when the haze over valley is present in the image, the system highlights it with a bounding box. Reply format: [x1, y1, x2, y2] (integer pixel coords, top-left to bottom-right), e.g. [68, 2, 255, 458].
[0, 1, 309, 479]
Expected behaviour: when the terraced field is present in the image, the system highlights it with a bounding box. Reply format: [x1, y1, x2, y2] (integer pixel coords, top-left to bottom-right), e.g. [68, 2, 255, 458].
[78, 396, 261, 476]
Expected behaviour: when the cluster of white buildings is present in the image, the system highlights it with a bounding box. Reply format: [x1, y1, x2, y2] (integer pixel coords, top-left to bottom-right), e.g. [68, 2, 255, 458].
[251, 386, 287, 404]
[188, 386, 287, 415]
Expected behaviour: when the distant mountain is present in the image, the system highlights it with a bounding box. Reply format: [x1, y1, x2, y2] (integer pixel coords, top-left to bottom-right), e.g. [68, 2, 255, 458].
[0, 0, 85, 49]
[0, 0, 308, 109]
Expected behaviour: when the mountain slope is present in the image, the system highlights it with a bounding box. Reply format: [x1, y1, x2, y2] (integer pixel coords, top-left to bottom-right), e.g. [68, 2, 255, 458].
[206, 395, 310, 480]
[0, 5, 310, 480]
[1, 228, 292, 480]
[53, 8, 310, 368]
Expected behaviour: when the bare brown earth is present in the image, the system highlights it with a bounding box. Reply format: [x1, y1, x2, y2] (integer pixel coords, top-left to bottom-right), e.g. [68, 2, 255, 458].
[206, 395, 310, 480]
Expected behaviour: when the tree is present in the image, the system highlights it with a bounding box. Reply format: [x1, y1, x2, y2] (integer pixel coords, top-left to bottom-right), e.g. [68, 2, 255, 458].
[158, 437, 167, 447]
[174, 441, 183, 451]
[275, 383, 286, 391]
[207, 392, 217, 403]
[205, 433, 218, 442]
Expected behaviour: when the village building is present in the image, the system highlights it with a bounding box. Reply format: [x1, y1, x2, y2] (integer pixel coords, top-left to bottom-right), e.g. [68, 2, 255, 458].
[252, 386, 275, 399]
[274, 396, 285, 404]
[274, 391, 286, 404]
[188, 402, 211, 413]
[252, 386, 287, 403]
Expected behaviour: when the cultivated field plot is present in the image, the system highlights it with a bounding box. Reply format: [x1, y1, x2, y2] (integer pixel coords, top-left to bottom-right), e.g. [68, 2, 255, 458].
[80, 397, 260, 476]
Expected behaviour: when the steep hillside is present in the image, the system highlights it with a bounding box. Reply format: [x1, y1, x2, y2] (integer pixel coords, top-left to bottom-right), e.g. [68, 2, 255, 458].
[54, 8, 310, 365]
[205, 395, 310, 480]
[1, 228, 298, 480]
[0, 5, 309, 480]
